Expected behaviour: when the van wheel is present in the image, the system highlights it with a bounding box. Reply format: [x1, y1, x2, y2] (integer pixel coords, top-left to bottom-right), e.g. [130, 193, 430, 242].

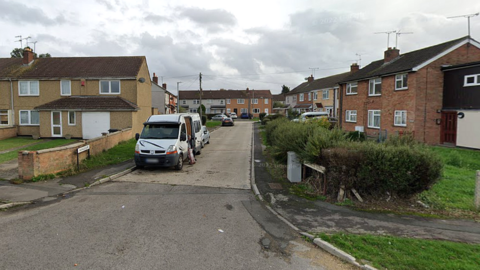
[175, 154, 183, 170]
[136, 164, 144, 169]
[196, 149, 201, 155]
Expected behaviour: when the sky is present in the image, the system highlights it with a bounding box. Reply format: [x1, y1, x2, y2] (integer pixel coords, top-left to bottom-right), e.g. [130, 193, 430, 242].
[1, 0, 480, 95]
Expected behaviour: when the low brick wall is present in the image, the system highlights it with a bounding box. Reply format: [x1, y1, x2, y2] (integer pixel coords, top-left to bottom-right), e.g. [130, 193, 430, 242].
[18, 128, 133, 180]
[0, 126, 16, 140]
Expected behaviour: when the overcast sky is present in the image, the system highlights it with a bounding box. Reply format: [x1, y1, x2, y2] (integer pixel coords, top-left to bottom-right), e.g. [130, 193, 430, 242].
[1, 0, 480, 94]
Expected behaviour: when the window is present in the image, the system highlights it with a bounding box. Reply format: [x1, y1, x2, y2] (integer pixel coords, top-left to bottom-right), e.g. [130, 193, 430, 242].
[346, 82, 357, 95]
[252, 98, 258, 104]
[264, 98, 268, 104]
[182, 100, 186, 105]
[237, 99, 245, 104]
[220, 100, 224, 104]
[61, 80, 71, 96]
[322, 90, 329, 99]
[208, 99, 212, 104]
[369, 78, 382, 96]
[227, 108, 231, 113]
[0, 110, 10, 125]
[253, 108, 260, 113]
[308, 93, 311, 101]
[19, 110, 39, 125]
[265, 108, 269, 114]
[227, 99, 231, 104]
[394, 110, 407, 126]
[293, 96, 297, 102]
[193, 100, 200, 104]
[241, 108, 248, 113]
[368, 110, 381, 128]
[313, 91, 318, 100]
[464, 74, 480, 86]
[19, 81, 39, 96]
[299, 94, 304, 101]
[100, 80, 120, 94]
[68, 111, 76, 125]
[189, 108, 197, 113]
[345, 110, 357, 122]
[395, 74, 408, 90]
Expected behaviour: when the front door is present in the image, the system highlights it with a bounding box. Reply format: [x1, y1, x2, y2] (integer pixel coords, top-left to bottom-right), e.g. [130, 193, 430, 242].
[51, 111, 62, 137]
[441, 111, 457, 144]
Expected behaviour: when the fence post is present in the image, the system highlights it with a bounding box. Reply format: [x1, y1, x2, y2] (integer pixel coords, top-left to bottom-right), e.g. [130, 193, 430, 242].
[476, 171, 480, 210]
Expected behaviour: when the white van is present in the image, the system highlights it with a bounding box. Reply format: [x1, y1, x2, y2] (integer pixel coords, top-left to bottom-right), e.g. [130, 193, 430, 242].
[134, 113, 202, 170]
[293, 111, 329, 122]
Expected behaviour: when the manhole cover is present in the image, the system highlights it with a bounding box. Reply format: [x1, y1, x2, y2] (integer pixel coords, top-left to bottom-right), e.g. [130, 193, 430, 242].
[268, 183, 283, 190]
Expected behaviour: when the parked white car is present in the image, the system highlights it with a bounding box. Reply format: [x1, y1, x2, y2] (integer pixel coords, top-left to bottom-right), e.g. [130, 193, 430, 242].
[229, 112, 238, 119]
[293, 111, 329, 122]
[201, 126, 210, 147]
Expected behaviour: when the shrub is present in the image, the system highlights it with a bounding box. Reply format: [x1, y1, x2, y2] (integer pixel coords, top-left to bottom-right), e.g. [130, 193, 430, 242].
[259, 113, 267, 121]
[301, 127, 346, 163]
[270, 121, 312, 162]
[201, 115, 207, 125]
[262, 114, 284, 125]
[345, 131, 366, 142]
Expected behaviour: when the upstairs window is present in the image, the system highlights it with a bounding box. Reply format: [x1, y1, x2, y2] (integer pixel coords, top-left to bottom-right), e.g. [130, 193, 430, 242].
[61, 80, 71, 96]
[264, 98, 268, 104]
[299, 93, 304, 101]
[395, 74, 408, 90]
[100, 80, 120, 94]
[227, 99, 231, 104]
[237, 99, 245, 104]
[313, 91, 318, 99]
[368, 78, 382, 96]
[252, 98, 258, 104]
[220, 100, 224, 104]
[182, 100, 186, 104]
[322, 90, 329, 99]
[308, 93, 311, 101]
[19, 81, 39, 96]
[464, 74, 480, 86]
[346, 82, 358, 95]
[293, 96, 297, 102]
[193, 100, 200, 104]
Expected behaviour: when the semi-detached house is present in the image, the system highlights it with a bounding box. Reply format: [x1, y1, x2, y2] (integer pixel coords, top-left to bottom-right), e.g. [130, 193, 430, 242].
[0, 47, 152, 139]
[338, 36, 480, 145]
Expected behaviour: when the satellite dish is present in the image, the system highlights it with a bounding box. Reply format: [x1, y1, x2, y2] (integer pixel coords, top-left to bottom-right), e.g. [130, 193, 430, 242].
[138, 77, 145, 83]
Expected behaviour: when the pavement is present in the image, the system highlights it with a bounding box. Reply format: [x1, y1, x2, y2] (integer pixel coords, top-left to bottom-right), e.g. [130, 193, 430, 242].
[1, 123, 480, 268]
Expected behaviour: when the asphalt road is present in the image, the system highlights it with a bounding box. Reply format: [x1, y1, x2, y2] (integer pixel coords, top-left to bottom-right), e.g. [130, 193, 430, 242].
[0, 121, 356, 270]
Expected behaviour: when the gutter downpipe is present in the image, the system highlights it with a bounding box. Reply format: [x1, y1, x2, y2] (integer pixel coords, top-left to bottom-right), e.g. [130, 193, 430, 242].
[9, 78, 15, 126]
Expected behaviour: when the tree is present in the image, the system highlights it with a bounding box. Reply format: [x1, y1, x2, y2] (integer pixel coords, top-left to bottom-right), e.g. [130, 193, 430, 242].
[39, 53, 51, 58]
[200, 104, 206, 115]
[10, 47, 51, 58]
[281, 85, 290, 94]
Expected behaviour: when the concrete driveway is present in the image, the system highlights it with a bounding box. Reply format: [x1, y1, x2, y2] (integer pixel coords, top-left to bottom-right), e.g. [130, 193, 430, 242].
[116, 121, 252, 190]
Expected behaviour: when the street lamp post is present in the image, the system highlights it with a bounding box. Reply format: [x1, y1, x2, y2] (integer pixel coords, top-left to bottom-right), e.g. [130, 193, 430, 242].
[177, 82, 182, 113]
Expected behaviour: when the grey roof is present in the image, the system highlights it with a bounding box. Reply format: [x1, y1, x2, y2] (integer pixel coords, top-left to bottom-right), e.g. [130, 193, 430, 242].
[34, 96, 139, 111]
[340, 36, 474, 82]
[288, 72, 351, 95]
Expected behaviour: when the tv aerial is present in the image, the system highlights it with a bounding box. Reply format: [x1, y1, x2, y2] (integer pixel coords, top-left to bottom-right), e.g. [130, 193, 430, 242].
[448, 12, 479, 36]
[374, 30, 396, 48]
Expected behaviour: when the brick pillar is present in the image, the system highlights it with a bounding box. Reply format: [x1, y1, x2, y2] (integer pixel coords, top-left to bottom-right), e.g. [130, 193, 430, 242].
[18, 151, 36, 180]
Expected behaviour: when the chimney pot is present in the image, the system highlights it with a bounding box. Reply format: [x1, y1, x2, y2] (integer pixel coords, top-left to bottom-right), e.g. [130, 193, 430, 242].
[162, 83, 167, 89]
[384, 47, 400, 63]
[307, 75, 314, 82]
[350, 63, 359, 73]
[23, 47, 34, 65]
[153, 73, 158, 84]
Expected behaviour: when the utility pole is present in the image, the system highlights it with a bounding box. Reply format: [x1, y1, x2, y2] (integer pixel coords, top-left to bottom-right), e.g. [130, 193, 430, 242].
[199, 73, 202, 119]
[177, 82, 182, 113]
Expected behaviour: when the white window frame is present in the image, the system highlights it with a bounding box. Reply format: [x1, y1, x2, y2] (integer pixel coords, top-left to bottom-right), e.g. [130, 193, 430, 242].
[68, 111, 76, 126]
[182, 100, 186, 105]
[293, 96, 297, 102]
[0, 110, 11, 125]
[346, 82, 358, 95]
[368, 110, 381, 129]
[61, 80, 71, 96]
[252, 98, 258, 104]
[237, 99, 245, 104]
[193, 100, 200, 104]
[220, 100, 224, 104]
[189, 108, 197, 113]
[19, 110, 39, 125]
[227, 99, 231, 104]
[308, 93, 311, 101]
[227, 108, 231, 113]
[322, 90, 329, 99]
[240, 108, 248, 113]
[299, 93, 304, 101]
[345, 110, 357, 122]
[18, 80, 39, 96]
[265, 108, 268, 114]
[394, 110, 407, 127]
[395, 74, 408, 90]
[368, 78, 382, 96]
[99, 80, 121, 94]
[464, 74, 480, 86]
[252, 108, 260, 114]
[313, 91, 318, 100]
[208, 99, 212, 104]
[264, 98, 268, 104]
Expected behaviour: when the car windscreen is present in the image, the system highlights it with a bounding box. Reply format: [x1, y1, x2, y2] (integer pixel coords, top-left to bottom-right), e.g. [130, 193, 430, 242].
[140, 124, 179, 139]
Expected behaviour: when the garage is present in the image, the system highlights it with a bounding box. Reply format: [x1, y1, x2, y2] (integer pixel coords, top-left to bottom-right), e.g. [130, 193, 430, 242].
[82, 112, 110, 139]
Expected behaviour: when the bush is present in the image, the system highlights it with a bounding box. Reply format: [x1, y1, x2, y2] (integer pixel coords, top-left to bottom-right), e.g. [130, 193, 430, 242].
[269, 121, 312, 162]
[261, 114, 284, 125]
[259, 113, 267, 121]
[201, 115, 207, 125]
[345, 131, 366, 142]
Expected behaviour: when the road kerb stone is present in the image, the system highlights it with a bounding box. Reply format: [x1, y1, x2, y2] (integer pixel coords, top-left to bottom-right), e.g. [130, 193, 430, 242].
[0, 201, 31, 209]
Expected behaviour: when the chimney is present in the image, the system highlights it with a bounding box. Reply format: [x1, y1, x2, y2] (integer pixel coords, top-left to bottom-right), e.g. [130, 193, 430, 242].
[23, 47, 34, 65]
[307, 75, 314, 82]
[153, 73, 158, 84]
[162, 83, 167, 89]
[350, 63, 359, 73]
[384, 47, 400, 63]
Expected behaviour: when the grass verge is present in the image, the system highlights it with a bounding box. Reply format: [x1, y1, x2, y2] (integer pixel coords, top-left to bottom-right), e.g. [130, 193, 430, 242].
[79, 139, 136, 171]
[206, 121, 221, 128]
[0, 137, 45, 151]
[0, 139, 77, 164]
[318, 233, 480, 270]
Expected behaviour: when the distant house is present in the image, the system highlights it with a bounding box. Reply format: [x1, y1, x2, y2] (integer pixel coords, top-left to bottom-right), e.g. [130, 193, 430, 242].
[0, 48, 152, 139]
[151, 73, 166, 114]
[441, 61, 480, 149]
[338, 36, 480, 145]
[272, 93, 288, 115]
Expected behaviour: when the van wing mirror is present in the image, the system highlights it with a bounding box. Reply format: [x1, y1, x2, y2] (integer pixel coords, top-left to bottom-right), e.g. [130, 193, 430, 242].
[135, 133, 140, 141]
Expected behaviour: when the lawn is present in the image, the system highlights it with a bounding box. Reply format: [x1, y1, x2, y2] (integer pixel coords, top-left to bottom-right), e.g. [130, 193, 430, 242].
[80, 138, 136, 171]
[206, 121, 221, 128]
[0, 139, 77, 164]
[318, 233, 480, 270]
[419, 146, 480, 211]
[0, 137, 45, 151]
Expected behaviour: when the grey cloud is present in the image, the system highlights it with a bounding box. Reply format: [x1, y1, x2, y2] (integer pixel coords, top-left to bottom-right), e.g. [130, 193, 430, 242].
[0, 0, 67, 26]
[144, 13, 172, 23]
[177, 7, 237, 33]
[96, 0, 115, 10]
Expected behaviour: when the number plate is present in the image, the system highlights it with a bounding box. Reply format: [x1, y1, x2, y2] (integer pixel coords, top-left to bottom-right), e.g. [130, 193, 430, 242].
[145, 158, 158, 164]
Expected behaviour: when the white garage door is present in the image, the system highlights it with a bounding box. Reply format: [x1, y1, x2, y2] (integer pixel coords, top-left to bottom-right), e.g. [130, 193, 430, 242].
[82, 112, 110, 139]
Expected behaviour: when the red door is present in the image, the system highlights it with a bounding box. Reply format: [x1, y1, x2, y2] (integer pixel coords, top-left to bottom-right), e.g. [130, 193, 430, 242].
[441, 112, 457, 144]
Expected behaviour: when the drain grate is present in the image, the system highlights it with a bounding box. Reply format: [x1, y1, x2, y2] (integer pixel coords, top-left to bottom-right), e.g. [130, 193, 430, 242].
[267, 183, 283, 190]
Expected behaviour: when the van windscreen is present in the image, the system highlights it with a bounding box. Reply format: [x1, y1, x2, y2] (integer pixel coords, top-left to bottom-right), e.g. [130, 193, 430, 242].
[140, 124, 179, 139]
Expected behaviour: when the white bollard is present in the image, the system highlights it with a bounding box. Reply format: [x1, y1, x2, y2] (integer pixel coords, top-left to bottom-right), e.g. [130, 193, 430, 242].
[476, 171, 480, 210]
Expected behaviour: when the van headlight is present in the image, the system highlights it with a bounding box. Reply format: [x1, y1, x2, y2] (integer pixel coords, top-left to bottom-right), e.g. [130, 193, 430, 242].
[166, 145, 177, 155]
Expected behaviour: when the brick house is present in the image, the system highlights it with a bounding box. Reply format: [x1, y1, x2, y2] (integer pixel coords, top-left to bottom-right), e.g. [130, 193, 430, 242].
[178, 90, 229, 114]
[0, 47, 152, 139]
[338, 36, 480, 144]
[285, 75, 314, 113]
[441, 61, 480, 149]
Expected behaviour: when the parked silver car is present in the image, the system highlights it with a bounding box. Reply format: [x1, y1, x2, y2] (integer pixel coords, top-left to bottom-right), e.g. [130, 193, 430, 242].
[211, 114, 227, 121]
[201, 126, 210, 147]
